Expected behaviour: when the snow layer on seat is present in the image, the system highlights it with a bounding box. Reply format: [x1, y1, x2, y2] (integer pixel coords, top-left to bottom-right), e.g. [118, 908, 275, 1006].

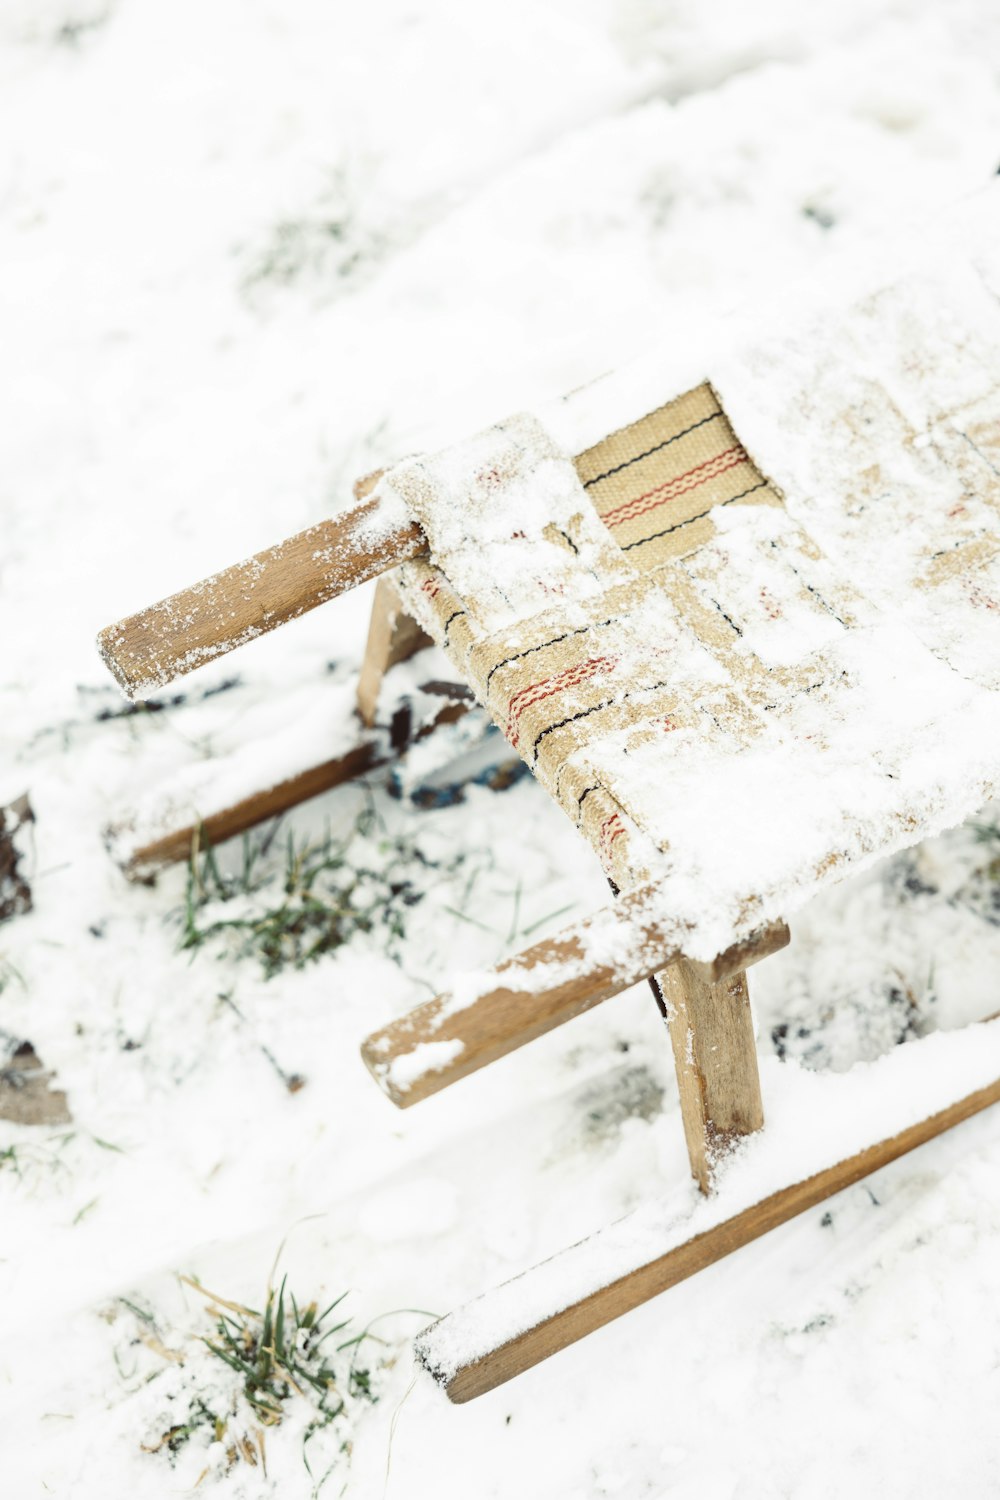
[386, 183, 1000, 964]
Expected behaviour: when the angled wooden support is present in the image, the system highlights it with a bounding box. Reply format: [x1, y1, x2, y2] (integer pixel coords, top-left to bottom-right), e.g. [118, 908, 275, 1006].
[657, 962, 764, 1193]
[356, 577, 433, 728]
[361, 889, 789, 1107]
[416, 1043, 1000, 1402]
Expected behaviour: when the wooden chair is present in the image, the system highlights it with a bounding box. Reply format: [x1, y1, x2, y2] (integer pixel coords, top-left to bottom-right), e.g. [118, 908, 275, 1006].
[97, 186, 1000, 1400]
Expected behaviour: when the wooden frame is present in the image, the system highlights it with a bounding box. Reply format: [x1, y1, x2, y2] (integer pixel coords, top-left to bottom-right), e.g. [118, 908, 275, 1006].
[360, 903, 1000, 1400]
[659, 961, 764, 1193]
[356, 576, 432, 728]
[116, 740, 384, 877]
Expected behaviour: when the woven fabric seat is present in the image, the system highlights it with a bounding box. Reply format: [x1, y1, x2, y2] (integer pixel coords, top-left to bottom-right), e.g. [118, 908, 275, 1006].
[380, 186, 1000, 965]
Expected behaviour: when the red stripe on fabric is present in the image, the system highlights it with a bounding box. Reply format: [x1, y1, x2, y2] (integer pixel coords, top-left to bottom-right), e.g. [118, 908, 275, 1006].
[601, 445, 747, 530]
[506, 655, 617, 747]
[598, 812, 625, 862]
[507, 655, 617, 718]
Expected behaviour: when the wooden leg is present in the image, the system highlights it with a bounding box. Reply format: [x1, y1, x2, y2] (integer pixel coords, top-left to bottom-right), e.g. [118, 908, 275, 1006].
[356, 576, 432, 728]
[657, 961, 764, 1194]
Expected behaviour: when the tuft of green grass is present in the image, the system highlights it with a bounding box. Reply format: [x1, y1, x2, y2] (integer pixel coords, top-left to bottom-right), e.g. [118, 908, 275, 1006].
[0, 955, 24, 993]
[141, 1396, 221, 1457]
[179, 804, 451, 978]
[0, 1130, 75, 1180]
[136, 1274, 382, 1485]
[194, 1273, 375, 1429]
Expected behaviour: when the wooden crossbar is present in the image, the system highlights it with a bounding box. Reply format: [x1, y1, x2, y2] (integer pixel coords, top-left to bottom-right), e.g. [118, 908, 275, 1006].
[361, 893, 789, 1107]
[418, 1064, 1000, 1402]
[118, 740, 384, 877]
[97, 496, 426, 700]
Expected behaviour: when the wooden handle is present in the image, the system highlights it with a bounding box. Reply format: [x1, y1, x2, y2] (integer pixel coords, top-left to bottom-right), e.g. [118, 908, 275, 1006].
[361, 889, 789, 1108]
[97, 495, 426, 699]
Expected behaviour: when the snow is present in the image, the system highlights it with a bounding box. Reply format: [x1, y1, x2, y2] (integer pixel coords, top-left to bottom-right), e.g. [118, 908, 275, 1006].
[5, 2, 1000, 1497]
[384, 1038, 466, 1093]
[388, 411, 632, 632]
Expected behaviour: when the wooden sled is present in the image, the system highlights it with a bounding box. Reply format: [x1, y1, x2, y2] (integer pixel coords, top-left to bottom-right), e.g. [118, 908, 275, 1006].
[97, 188, 1000, 1398]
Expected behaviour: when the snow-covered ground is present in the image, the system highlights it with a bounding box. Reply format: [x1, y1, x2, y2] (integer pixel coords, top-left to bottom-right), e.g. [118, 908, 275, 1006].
[4, 2, 1000, 1494]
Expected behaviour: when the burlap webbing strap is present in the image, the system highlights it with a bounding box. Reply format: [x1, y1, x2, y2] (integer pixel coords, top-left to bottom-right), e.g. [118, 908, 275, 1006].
[576, 383, 778, 572]
[396, 382, 794, 889]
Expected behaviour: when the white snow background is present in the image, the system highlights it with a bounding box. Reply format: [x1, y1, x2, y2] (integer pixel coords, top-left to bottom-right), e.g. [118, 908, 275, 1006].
[4, 1, 1000, 1495]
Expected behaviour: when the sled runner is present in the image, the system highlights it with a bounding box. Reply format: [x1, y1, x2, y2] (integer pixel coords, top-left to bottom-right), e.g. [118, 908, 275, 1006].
[98, 186, 1000, 1399]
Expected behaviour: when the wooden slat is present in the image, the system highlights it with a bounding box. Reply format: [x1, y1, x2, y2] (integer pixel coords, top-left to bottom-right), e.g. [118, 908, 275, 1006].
[97, 497, 427, 700]
[692, 925, 792, 985]
[660, 962, 764, 1193]
[121, 740, 384, 877]
[361, 904, 789, 1108]
[422, 1071, 1000, 1402]
[113, 696, 474, 878]
[115, 572, 440, 876]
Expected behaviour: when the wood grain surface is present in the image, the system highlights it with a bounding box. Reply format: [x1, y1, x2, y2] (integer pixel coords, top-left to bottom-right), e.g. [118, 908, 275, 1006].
[361, 904, 788, 1108]
[660, 961, 764, 1192]
[123, 740, 384, 876]
[98, 497, 426, 699]
[356, 577, 432, 728]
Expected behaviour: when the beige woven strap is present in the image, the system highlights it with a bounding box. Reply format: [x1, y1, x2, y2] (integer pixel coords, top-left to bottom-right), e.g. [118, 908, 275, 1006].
[577, 382, 778, 572]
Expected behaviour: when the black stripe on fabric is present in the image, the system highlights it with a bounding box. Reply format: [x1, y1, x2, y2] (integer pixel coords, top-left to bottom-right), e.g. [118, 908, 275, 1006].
[762, 676, 827, 714]
[552, 758, 584, 806]
[699, 593, 744, 638]
[442, 609, 465, 641]
[530, 676, 673, 765]
[582, 410, 724, 489]
[778, 546, 850, 629]
[483, 616, 617, 694]
[620, 480, 770, 552]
